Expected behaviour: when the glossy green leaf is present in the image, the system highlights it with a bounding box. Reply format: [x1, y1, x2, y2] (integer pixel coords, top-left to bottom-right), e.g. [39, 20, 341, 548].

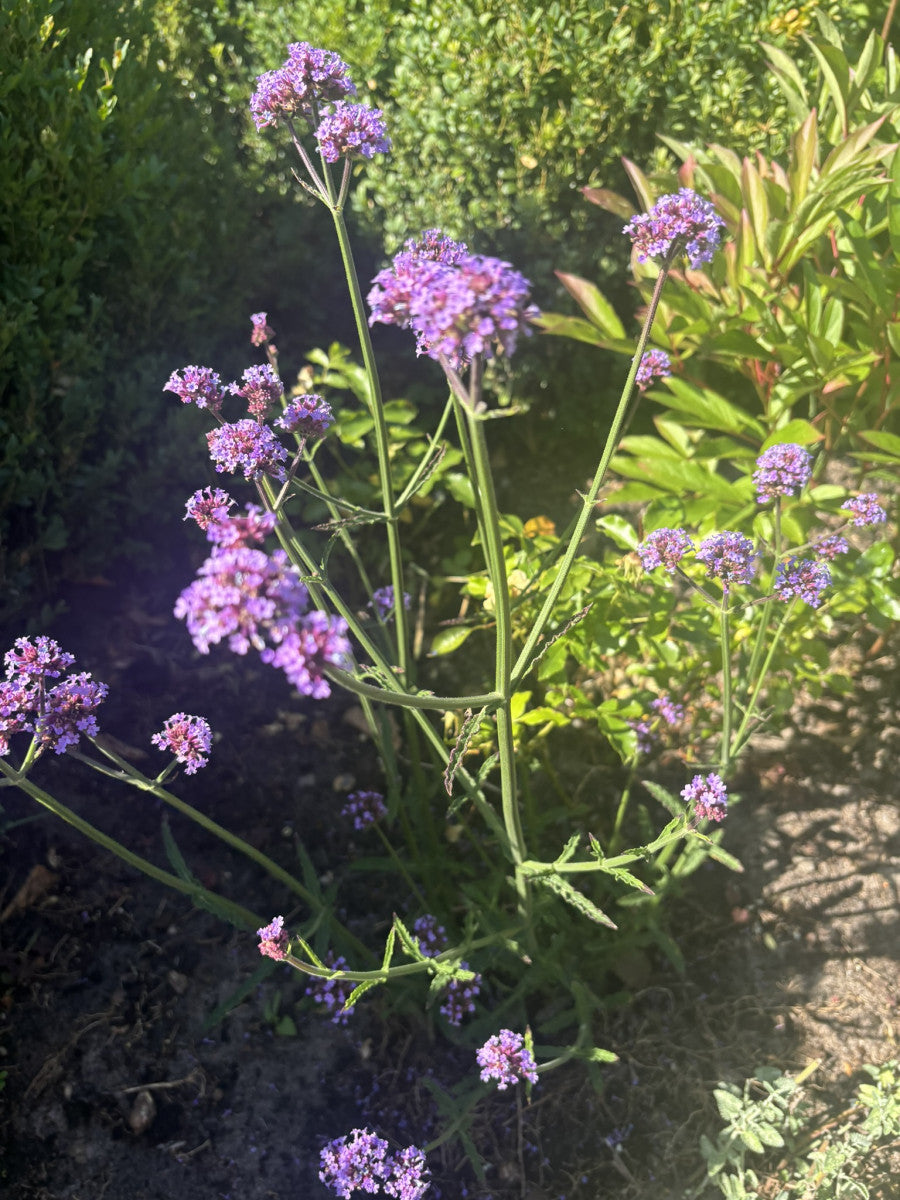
[762, 420, 822, 448]
[858, 429, 900, 458]
[789, 109, 818, 206]
[429, 625, 474, 656]
[555, 271, 626, 339]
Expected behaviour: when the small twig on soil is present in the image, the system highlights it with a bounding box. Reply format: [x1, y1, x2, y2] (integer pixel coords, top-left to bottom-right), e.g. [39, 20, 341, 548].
[116, 1067, 205, 1096]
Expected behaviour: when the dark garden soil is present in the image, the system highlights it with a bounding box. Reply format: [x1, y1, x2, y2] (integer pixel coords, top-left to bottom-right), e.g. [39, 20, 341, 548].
[1, 563, 899, 1200]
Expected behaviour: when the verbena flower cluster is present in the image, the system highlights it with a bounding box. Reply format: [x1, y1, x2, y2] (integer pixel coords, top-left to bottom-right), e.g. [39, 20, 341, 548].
[635, 348, 672, 392]
[628, 693, 684, 755]
[250, 42, 357, 130]
[476, 1029, 539, 1090]
[1, 637, 108, 757]
[371, 585, 411, 622]
[624, 188, 725, 268]
[695, 531, 757, 591]
[257, 915, 290, 962]
[841, 493, 887, 526]
[163, 365, 225, 414]
[774, 557, 831, 608]
[250, 311, 275, 347]
[682, 773, 728, 822]
[276, 393, 335, 439]
[412, 914, 481, 1026]
[207, 418, 289, 481]
[319, 1128, 430, 1199]
[174, 502, 350, 698]
[306, 952, 356, 1025]
[342, 789, 387, 830]
[636, 527, 694, 573]
[229, 364, 284, 419]
[315, 101, 391, 162]
[368, 232, 538, 367]
[752, 442, 812, 502]
[151, 713, 213, 774]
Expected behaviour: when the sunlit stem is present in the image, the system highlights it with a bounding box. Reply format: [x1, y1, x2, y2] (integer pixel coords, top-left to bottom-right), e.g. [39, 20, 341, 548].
[729, 598, 798, 760]
[719, 596, 733, 775]
[512, 260, 672, 686]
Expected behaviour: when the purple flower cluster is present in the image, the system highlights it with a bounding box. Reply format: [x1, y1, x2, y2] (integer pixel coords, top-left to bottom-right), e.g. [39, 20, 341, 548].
[624, 189, 725, 269]
[342, 789, 387, 830]
[812, 534, 849, 561]
[370, 585, 411, 622]
[1, 638, 108, 757]
[841, 493, 887, 527]
[151, 713, 212, 774]
[410, 914, 481, 1026]
[682, 773, 728, 822]
[306, 953, 356, 1025]
[637, 527, 694, 573]
[174, 543, 350, 698]
[184, 487, 235, 531]
[628, 693, 684, 756]
[369, 235, 538, 367]
[315, 101, 391, 162]
[206, 419, 289, 481]
[319, 1128, 430, 1199]
[205, 503, 277, 550]
[696, 531, 757, 591]
[250, 42, 357, 131]
[163, 365, 225, 414]
[635, 349, 672, 392]
[257, 915, 290, 962]
[250, 311, 275, 347]
[774, 557, 831, 608]
[276, 393, 335, 440]
[752, 443, 812, 503]
[476, 1029, 539, 1091]
[229, 364, 284, 419]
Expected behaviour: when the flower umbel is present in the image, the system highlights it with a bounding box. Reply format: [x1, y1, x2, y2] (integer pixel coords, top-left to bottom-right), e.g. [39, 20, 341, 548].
[696, 531, 757, 591]
[637, 527, 694, 573]
[151, 713, 213, 774]
[250, 42, 356, 131]
[682, 773, 728, 822]
[812, 534, 849, 561]
[229, 364, 284, 420]
[370, 585, 411, 622]
[184, 487, 235, 531]
[624, 189, 725, 268]
[774, 557, 831, 608]
[841, 493, 887, 527]
[342, 790, 387, 830]
[635, 349, 672, 392]
[275, 393, 335, 440]
[250, 311, 275, 347]
[257, 915, 290, 962]
[477, 1029, 539, 1090]
[319, 1128, 430, 1199]
[752, 443, 812, 503]
[163, 365, 225, 414]
[315, 101, 391, 162]
[206, 419, 288, 481]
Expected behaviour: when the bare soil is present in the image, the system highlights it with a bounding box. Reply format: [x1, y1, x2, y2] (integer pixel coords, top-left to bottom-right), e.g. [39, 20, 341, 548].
[1, 568, 898, 1199]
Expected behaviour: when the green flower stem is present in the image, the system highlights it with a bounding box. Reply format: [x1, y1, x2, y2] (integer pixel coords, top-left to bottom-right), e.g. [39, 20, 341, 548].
[458, 357, 530, 918]
[262, 486, 511, 850]
[719, 597, 733, 775]
[512, 263, 671, 687]
[395, 395, 455, 508]
[520, 823, 688, 875]
[325, 665, 501, 712]
[328, 203, 411, 684]
[609, 763, 639, 854]
[0, 758, 261, 930]
[729, 598, 798, 760]
[743, 500, 782, 698]
[303, 451, 377, 598]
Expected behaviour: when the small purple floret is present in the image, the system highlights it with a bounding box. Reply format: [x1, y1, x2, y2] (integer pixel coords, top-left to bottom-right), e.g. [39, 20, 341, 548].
[205, 503, 277, 549]
[696, 531, 756, 591]
[476, 1029, 539, 1091]
[34, 673, 108, 754]
[319, 1128, 430, 1199]
[250, 42, 357, 131]
[250, 311, 275, 347]
[184, 487, 235, 531]
[257, 915, 290, 961]
[752, 443, 812, 503]
[206, 419, 288, 481]
[635, 349, 672, 392]
[5, 636, 75, 680]
[163, 365, 225, 414]
[682, 773, 728, 822]
[276, 393, 334, 440]
[637, 528, 693, 573]
[774, 556, 831, 608]
[409, 914, 480, 1025]
[315, 101, 391, 162]
[342, 790, 387, 830]
[841, 493, 887, 527]
[151, 713, 213, 774]
[370, 586, 411, 622]
[812, 534, 849, 561]
[229, 364, 284, 419]
[306, 953, 355, 1025]
[624, 189, 725, 268]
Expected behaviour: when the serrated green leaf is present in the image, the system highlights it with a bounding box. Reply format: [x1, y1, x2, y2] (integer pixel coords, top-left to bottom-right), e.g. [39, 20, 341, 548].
[739, 1129, 765, 1154]
[714, 1087, 743, 1119]
[533, 873, 617, 928]
[641, 779, 683, 817]
[345, 978, 380, 1009]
